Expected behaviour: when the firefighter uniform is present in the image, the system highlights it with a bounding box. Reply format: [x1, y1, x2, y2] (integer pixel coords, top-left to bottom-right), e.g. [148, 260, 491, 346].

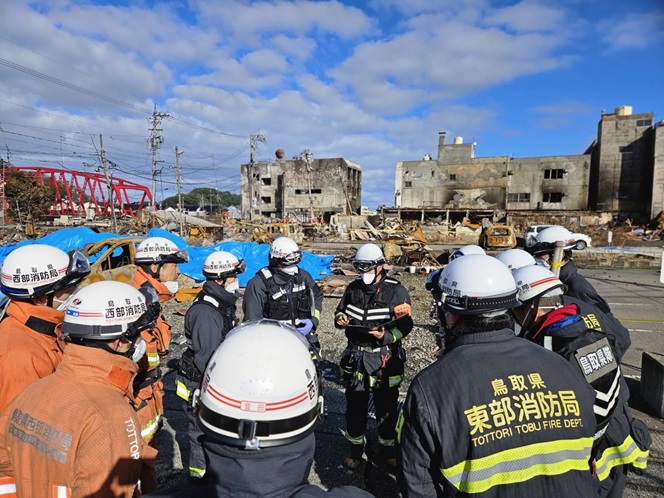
[242, 266, 323, 355]
[533, 298, 649, 497]
[130, 267, 174, 493]
[0, 343, 156, 498]
[175, 280, 238, 478]
[397, 328, 598, 497]
[0, 302, 65, 413]
[336, 275, 413, 460]
[130, 267, 173, 442]
[142, 434, 375, 497]
[559, 260, 612, 314]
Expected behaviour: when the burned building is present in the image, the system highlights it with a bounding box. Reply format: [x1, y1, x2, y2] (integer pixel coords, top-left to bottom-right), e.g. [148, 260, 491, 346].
[392, 106, 664, 222]
[240, 151, 361, 222]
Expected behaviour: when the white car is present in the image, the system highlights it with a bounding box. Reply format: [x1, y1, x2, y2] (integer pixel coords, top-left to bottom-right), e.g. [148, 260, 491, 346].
[523, 225, 592, 250]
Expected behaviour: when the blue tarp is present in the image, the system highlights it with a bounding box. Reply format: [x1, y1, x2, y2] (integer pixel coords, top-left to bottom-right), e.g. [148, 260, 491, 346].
[0, 227, 335, 287]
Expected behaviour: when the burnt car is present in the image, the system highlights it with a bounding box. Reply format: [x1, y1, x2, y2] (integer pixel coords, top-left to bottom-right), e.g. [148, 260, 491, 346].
[478, 225, 517, 249]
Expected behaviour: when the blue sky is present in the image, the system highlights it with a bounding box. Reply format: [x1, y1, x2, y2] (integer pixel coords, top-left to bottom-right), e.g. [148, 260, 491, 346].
[0, 0, 662, 209]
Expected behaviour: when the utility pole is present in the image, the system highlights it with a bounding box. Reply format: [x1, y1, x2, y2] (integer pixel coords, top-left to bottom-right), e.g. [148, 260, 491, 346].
[301, 148, 315, 222]
[174, 146, 184, 237]
[99, 134, 117, 233]
[147, 106, 171, 210]
[248, 133, 265, 221]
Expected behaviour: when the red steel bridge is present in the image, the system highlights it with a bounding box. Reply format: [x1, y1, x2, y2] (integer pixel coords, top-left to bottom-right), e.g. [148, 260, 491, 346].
[4, 166, 152, 217]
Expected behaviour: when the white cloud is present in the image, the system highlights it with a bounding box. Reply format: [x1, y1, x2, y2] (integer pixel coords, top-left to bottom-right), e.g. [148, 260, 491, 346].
[597, 12, 664, 52]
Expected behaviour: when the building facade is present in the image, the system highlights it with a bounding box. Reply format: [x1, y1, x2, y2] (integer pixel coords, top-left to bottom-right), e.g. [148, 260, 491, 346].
[394, 106, 664, 221]
[240, 154, 361, 221]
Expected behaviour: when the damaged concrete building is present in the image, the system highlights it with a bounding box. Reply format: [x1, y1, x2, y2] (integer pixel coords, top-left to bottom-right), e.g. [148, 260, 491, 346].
[390, 106, 664, 224]
[240, 151, 362, 222]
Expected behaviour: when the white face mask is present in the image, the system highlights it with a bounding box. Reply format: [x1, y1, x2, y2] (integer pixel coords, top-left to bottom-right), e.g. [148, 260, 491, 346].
[362, 272, 376, 285]
[281, 266, 298, 275]
[132, 337, 146, 363]
[56, 293, 77, 312]
[225, 280, 239, 294]
[163, 281, 179, 294]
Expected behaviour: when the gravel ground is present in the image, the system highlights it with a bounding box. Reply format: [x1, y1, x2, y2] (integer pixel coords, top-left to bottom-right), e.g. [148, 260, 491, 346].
[153, 269, 439, 496]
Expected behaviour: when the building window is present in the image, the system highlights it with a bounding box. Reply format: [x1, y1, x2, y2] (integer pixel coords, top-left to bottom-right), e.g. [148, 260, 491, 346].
[261, 178, 272, 186]
[312, 188, 321, 194]
[543, 192, 563, 203]
[636, 119, 652, 127]
[507, 193, 530, 203]
[619, 145, 633, 154]
[404, 181, 412, 188]
[449, 174, 457, 181]
[261, 196, 271, 204]
[295, 189, 322, 195]
[544, 169, 564, 179]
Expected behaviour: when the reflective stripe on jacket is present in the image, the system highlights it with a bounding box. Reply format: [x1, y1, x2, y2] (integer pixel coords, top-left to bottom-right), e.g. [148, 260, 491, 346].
[397, 328, 599, 497]
[0, 344, 156, 497]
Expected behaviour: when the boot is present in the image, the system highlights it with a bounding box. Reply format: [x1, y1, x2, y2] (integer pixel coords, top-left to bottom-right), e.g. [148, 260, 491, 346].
[379, 444, 397, 469]
[344, 443, 364, 470]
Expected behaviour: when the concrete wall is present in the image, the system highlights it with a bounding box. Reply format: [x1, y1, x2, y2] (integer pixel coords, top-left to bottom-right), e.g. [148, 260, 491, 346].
[651, 122, 664, 218]
[507, 155, 590, 211]
[241, 157, 361, 220]
[594, 110, 655, 214]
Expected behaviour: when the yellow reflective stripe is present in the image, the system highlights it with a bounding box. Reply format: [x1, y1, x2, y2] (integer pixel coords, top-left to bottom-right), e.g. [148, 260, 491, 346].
[176, 380, 191, 401]
[147, 352, 160, 368]
[596, 434, 649, 481]
[379, 436, 395, 446]
[388, 375, 403, 387]
[389, 327, 403, 341]
[141, 415, 161, 440]
[442, 437, 593, 494]
[189, 467, 206, 478]
[344, 431, 365, 445]
[396, 410, 405, 442]
[313, 309, 321, 320]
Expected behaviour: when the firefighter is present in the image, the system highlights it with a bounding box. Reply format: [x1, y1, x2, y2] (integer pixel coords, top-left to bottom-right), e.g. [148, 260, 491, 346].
[130, 236, 188, 491]
[0, 244, 90, 412]
[335, 243, 413, 470]
[175, 250, 245, 481]
[0, 280, 159, 497]
[425, 244, 486, 353]
[495, 247, 536, 272]
[242, 236, 323, 358]
[397, 254, 599, 497]
[144, 320, 374, 498]
[527, 225, 611, 313]
[511, 265, 650, 498]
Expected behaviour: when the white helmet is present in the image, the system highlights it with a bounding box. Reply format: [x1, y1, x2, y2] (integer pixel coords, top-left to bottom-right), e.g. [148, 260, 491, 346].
[0, 244, 90, 300]
[269, 237, 302, 266]
[495, 249, 536, 272]
[197, 320, 323, 449]
[528, 226, 576, 255]
[61, 280, 160, 342]
[135, 237, 189, 265]
[449, 244, 485, 262]
[202, 251, 246, 280]
[438, 254, 520, 314]
[352, 243, 386, 272]
[512, 265, 566, 303]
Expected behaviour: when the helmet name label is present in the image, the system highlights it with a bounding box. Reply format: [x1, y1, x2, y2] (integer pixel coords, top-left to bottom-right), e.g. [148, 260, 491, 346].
[241, 401, 266, 412]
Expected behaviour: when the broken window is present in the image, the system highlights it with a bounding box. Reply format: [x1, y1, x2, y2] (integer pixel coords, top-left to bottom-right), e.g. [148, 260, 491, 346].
[507, 193, 530, 203]
[261, 178, 272, 185]
[544, 169, 564, 179]
[543, 192, 563, 203]
[261, 196, 271, 204]
[404, 181, 412, 188]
